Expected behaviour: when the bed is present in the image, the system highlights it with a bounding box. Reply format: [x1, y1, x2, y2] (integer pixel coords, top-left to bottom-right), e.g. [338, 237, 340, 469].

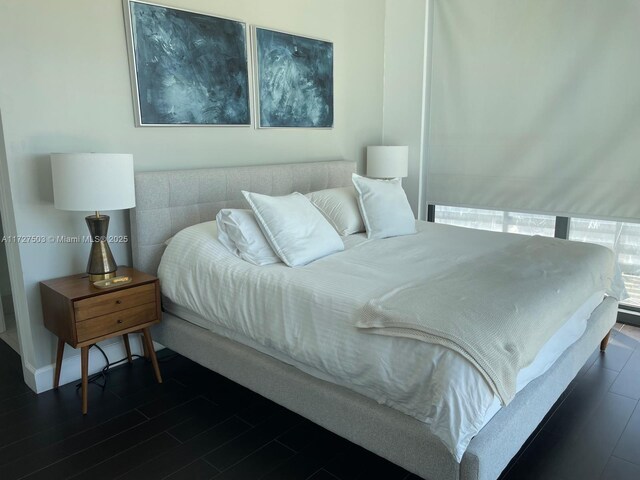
[129, 160, 620, 480]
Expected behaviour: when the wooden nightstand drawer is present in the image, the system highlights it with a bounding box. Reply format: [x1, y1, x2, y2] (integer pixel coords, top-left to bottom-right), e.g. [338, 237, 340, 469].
[74, 283, 156, 322]
[76, 302, 157, 343]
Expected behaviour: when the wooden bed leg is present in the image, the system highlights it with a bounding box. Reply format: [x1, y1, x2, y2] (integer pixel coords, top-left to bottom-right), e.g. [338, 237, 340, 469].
[600, 330, 612, 352]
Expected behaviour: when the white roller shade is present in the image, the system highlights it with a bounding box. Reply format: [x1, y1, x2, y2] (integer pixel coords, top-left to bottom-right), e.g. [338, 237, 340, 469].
[427, 0, 640, 221]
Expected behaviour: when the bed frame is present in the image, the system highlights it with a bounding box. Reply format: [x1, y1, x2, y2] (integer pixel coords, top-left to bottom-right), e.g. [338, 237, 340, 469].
[129, 160, 617, 480]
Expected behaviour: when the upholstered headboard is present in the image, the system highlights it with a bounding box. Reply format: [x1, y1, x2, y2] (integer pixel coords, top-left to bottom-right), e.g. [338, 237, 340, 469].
[129, 160, 356, 275]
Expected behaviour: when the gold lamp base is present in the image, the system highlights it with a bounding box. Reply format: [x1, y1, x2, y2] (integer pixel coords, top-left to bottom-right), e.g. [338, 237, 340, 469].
[86, 213, 117, 282]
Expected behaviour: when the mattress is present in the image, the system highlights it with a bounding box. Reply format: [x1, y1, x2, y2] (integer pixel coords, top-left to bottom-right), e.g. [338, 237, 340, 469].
[158, 220, 608, 461]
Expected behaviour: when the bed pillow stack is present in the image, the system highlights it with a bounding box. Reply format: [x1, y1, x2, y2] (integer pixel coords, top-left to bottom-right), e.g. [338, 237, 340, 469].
[243, 191, 344, 267]
[216, 209, 281, 266]
[305, 186, 365, 236]
[352, 173, 416, 239]
[215, 175, 414, 266]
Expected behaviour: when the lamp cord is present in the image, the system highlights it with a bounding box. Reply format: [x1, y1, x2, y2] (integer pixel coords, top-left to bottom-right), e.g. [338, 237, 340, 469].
[75, 344, 142, 391]
[74, 342, 178, 391]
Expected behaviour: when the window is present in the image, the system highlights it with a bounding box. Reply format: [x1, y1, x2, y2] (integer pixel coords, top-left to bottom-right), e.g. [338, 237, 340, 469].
[569, 218, 640, 309]
[434, 206, 555, 237]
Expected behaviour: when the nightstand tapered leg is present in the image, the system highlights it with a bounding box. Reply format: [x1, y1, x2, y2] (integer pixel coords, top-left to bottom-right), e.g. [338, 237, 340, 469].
[122, 334, 133, 363]
[142, 327, 162, 384]
[140, 332, 149, 359]
[53, 339, 65, 389]
[81, 346, 89, 414]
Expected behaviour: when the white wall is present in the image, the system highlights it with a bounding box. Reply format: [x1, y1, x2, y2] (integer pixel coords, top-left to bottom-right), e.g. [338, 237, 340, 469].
[382, 0, 431, 219]
[0, 218, 11, 298]
[0, 0, 385, 387]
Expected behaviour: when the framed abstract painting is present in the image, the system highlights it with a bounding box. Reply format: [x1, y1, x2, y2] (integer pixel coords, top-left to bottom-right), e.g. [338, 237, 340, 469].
[124, 0, 251, 126]
[254, 27, 334, 128]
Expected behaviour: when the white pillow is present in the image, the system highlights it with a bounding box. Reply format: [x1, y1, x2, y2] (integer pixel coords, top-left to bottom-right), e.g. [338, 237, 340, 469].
[305, 187, 365, 236]
[242, 191, 344, 267]
[351, 173, 416, 239]
[215, 209, 280, 266]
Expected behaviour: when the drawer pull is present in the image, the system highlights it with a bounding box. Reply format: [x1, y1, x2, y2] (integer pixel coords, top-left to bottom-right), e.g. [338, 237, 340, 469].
[117, 319, 123, 324]
[115, 300, 122, 305]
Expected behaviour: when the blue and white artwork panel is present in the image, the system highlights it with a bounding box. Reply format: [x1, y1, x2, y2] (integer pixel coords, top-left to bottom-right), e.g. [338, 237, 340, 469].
[255, 27, 334, 128]
[126, 1, 251, 126]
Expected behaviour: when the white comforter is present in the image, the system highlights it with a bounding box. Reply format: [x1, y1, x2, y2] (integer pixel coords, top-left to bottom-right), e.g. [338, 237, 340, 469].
[357, 235, 623, 405]
[158, 220, 611, 461]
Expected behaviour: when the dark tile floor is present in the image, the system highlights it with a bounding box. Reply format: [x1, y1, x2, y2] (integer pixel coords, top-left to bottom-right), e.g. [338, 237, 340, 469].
[0, 324, 639, 480]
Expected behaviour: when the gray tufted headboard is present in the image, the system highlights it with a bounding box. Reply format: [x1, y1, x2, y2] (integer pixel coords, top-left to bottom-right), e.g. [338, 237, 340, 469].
[129, 160, 356, 275]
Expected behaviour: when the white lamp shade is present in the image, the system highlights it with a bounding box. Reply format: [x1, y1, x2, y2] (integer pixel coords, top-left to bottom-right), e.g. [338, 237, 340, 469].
[366, 146, 409, 178]
[51, 153, 136, 211]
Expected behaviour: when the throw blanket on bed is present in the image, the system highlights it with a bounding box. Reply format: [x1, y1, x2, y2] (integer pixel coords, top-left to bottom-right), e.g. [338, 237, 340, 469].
[356, 235, 621, 405]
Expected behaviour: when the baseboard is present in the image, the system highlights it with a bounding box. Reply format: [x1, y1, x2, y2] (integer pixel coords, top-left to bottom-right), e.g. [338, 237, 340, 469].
[618, 308, 640, 328]
[32, 334, 163, 393]
[22, 361, 37, 392]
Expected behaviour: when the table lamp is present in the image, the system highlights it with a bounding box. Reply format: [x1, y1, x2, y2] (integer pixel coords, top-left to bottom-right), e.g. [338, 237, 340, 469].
[366, 146, 409, 179]
[51, 153, 135, 282]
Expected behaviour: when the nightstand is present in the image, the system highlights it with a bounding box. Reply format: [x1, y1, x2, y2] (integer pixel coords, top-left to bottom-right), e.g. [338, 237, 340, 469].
[40, 267, 162, 414]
